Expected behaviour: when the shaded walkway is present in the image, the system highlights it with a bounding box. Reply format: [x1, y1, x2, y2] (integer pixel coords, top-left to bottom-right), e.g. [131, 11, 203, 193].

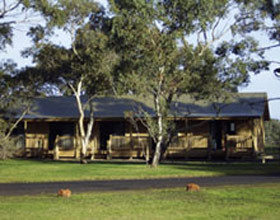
[1, 175, 280, 196]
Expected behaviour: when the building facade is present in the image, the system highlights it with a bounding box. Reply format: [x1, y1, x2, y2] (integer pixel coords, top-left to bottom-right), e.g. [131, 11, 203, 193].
[20, 93, 269, 160]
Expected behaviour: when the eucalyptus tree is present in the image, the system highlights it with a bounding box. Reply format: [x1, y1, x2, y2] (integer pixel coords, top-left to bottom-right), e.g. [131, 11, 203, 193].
[22, 0, 118, 160]
[0, 59, 45, 159]
[230, 0, 280, 73]
[0, 0, 55, 114]
[109, 0, 269, 167]
[0, 0, 55, 50]
[0, 0, 56, 159]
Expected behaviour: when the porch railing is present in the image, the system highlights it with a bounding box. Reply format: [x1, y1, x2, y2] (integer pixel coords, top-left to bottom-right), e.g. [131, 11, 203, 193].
[107, 134, 212, 159]
[105, 133, 254, 159]
[226, 135, 253, 150]
[107, 135, 150, 159]
[25, 134, 48, 157]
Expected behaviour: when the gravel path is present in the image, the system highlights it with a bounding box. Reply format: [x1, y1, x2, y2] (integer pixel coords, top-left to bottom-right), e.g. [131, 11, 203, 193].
[1, 175, 280, 196]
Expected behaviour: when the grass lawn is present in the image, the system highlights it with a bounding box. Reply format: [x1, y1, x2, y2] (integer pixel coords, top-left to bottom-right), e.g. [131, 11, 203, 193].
[0, 159, 279, 183]
[1, 184, 280, 219]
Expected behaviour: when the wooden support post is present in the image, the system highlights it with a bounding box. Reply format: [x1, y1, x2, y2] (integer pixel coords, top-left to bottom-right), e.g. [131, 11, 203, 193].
[207, 136, 212, 161]
[252, 119, 258, 157]
[253, 135, 258, 155]
[92, 123, 99, 160]
[185, 133, 191, 159]
[261, 117, 265, 152]
[107, 135, 112, 160]
[145, 142, 149, 163]
[145, 137, 152, 164]
[54, 135, 60, 160]
[129, 123, 133, 160]
[74, 123, 80, 159]
[251, 119, 258, 157]
[89, 133, 95, 160]
[90, 142, 95, 160]
[225, 135, 230, 161]
[23, 121, 28, 157]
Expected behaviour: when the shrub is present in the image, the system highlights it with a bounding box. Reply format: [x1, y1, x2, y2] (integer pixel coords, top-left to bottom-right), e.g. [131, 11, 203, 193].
[265, 119, 280, 146]
[0, 134, 24, 160]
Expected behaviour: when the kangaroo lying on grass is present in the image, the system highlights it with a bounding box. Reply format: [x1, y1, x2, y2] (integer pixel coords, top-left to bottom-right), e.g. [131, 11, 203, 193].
[186, 183, 200, 191]
[57, 189, 72, 198]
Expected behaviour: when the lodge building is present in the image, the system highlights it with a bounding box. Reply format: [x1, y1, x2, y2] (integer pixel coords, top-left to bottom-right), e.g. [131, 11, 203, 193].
[17, 93, 269, 160]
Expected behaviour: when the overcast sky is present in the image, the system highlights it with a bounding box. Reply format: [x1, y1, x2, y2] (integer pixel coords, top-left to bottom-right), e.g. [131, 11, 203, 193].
[0, 0, 279, 119]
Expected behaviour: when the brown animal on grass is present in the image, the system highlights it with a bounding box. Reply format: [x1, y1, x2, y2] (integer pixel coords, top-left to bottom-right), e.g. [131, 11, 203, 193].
[186, 183, 200, 191]
[57, 189, 72, 197]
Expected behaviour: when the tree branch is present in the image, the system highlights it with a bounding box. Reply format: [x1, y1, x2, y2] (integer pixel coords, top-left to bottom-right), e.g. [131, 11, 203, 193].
[0, 0, 23, 19]
[4, 107, 28, 140]
[257, 44, 280, 51]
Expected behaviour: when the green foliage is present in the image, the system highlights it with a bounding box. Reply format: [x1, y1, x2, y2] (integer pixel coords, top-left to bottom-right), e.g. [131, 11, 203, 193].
[21, 1, 117, 97]
[0, 1, 58, 148]
[0, 24, 13, 50]
[1, 0, 277, 165]
[0, 135, 19, 160]
[0, 119, 24, 160]
[0, 0, 55, 51]
[161, 0, 230, 34]
[109, 0, 268, 166]
[232, 0, 280, 68]
[265, 119, 280, 146]
[0, 60, 32, 145]
[18, 1, 119, 159]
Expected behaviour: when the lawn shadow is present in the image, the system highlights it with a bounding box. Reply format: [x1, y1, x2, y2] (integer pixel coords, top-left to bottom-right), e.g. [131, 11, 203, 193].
[10, 157, 280, 176]
[167, 160, 280, 176]
[13, 158, 148, 166]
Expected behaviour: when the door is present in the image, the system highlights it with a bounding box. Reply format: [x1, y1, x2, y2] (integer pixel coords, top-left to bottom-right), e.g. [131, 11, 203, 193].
[99, 121, 125, 150]
[210, 121, 222, 150]
[49, 122, 75, 156]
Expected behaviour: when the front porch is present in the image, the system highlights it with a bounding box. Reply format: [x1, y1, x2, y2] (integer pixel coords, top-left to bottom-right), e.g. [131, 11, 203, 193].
[22, 118, 263, 160]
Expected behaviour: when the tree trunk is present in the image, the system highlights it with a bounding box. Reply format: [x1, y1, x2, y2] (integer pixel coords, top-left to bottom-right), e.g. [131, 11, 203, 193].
[152, 135, 163, 167]
[151, 94, 163, 168]
[86, 109, 94, 160]
[70, 79, 94, 161]
[76, 99, 95, 160]
[78, 112, 86, 159]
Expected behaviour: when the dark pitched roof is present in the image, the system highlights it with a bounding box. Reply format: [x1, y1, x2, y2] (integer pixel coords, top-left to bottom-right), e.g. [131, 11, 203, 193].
[24, 93, 270, 120]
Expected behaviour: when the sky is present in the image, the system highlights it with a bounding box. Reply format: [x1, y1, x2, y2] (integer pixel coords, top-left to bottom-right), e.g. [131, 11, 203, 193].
[239, 35, 280, 120]
[0, 0, 280, 119]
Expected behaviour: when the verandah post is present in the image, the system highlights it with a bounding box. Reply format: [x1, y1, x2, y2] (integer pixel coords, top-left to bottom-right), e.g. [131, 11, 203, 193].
[107, 135, 112, 160]
[54, 135, 60, 160]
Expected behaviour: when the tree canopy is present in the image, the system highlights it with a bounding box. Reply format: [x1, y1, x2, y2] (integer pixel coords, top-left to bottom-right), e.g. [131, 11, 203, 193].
[106, 0, 272, 166]
[18, 0, 118, 160]
[1, 0, 279, 163]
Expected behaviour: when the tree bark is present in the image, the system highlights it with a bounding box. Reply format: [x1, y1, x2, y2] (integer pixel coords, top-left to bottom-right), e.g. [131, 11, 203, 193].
[74, 84, 87, 159]
[152, 134, 162, 167]
[69, 79, 95, 161]
[86, 108, 95, 160]
[151, 94, 163, 168]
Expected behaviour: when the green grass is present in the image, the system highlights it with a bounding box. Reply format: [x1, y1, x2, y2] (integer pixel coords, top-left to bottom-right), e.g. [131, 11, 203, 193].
[1, 184, 280, 219]
[0, 159, 279, 183]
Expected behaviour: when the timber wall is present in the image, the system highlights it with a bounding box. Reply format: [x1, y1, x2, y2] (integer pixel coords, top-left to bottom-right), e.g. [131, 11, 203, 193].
[23, 117, 265, 159]
[25, 122, 49, 157]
